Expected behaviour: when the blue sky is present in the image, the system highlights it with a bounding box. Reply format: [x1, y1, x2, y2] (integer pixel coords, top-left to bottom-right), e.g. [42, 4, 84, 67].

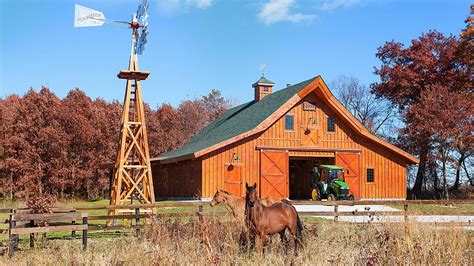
[0, 0, 470, 108]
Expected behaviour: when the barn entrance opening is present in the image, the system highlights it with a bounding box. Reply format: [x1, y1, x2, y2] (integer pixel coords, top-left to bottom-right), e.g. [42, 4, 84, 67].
[289, 157, 333, 199]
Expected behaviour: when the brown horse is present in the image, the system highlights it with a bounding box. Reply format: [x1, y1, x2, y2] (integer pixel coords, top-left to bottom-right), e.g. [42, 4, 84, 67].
[209, 190, 281, 221]
[245, 183, 303, 254]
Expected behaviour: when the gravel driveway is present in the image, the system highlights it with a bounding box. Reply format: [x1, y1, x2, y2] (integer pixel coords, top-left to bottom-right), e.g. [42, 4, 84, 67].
[293, 204, 474, 224]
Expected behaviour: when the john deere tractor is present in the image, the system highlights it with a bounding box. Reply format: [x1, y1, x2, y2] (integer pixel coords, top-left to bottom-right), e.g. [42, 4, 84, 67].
[310, 165, 355, 201]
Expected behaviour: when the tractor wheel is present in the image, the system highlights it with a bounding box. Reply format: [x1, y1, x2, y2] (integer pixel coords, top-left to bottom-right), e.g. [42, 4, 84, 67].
[311, 188, 320, 201]
[327, 194, 336, 202]
[348, 195, 356, 201]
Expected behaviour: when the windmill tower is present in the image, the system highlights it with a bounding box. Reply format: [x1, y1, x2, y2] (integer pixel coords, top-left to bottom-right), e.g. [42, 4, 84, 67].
[75, 1, 155, 213]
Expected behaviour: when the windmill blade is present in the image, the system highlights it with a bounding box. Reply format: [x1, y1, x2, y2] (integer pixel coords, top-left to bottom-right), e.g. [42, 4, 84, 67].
[74, 4, 106, 27]
[137, 26, 148, 55]
[136, 0, 149, 27]
[137, 0, 148, 26]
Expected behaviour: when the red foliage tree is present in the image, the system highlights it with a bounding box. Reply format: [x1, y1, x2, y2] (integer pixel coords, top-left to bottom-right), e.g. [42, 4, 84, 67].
[0, 87, 230, 200]
[372, 31, 472, 198]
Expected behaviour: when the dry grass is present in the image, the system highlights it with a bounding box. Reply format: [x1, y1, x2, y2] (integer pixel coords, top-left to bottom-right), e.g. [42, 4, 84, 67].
[1, 218, 473, 265]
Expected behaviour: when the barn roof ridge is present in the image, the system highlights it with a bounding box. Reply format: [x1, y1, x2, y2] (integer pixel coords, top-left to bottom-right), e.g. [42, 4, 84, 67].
[152, 75, 419, 164]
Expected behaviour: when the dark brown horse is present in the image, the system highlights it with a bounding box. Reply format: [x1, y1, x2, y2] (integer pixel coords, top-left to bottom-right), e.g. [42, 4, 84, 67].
[245, 183, 303, 254]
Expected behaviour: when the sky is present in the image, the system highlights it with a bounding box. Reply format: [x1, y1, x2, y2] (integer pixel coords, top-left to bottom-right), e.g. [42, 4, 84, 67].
[0, 0, 471, 108]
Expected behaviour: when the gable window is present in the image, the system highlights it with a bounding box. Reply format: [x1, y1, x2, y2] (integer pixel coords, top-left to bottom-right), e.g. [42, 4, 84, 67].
[327, 117, 335, 132]
[263, 86, 269, 92]
[367, 168, 375, 183]
[285, 114, 294, 131]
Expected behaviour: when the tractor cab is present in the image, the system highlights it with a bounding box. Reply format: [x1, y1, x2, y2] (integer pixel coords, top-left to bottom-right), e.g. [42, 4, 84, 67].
[311, 165, 355, 201]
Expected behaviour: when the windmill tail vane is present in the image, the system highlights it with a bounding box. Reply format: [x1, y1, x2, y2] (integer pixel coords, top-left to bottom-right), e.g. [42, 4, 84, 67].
[74, 1, 149, 55]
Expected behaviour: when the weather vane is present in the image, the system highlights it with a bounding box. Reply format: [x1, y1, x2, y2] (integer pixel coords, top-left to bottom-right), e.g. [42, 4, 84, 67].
[259, 64, 266, 77]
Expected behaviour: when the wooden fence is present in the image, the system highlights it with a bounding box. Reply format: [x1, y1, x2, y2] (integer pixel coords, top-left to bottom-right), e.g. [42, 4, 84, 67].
[1, 199, 473, 256]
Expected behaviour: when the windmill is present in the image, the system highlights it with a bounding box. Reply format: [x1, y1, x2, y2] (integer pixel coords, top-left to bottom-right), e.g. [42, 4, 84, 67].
[75, 1, 156, 215]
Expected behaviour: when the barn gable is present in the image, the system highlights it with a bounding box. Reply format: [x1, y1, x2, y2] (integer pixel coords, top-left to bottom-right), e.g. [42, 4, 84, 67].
[153, 75, 418, 165]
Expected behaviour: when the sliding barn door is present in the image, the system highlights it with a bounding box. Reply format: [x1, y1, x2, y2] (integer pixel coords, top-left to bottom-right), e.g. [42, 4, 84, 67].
[260, 150, 289, 199]
[335, 152, 361, 198]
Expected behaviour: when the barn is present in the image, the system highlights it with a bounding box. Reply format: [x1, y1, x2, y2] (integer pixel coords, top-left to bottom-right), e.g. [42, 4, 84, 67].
[151, 75, 419, 200]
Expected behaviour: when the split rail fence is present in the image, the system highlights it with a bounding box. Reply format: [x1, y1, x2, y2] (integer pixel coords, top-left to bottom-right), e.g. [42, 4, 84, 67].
[1, 199, 473, 256]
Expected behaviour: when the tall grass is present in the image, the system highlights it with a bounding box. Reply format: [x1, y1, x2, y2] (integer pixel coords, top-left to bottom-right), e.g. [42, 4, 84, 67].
[1, 219, 473, 265]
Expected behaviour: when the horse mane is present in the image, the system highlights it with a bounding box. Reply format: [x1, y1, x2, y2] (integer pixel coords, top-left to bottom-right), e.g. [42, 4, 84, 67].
[218, 189, 231, 195]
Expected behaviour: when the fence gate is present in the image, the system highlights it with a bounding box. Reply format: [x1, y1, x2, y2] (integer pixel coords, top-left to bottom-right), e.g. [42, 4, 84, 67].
[260, 150, 289, 199]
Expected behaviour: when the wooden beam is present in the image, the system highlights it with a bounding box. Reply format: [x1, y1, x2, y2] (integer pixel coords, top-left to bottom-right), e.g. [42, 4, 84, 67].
[256, 146, 362, 153]
[117, 70, 150, 80]
[10, 224, 87, 235]
[12, 212, 86, 222]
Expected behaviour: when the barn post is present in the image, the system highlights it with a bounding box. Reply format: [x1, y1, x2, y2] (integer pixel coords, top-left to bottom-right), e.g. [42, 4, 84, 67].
[334, 203, 339, 222]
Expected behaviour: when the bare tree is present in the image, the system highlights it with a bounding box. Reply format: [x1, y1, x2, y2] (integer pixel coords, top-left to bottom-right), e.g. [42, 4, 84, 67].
[330, 75, 397, 139]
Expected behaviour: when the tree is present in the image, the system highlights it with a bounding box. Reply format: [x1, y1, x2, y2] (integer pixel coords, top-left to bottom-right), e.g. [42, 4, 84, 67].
[201, 89, 231, 122]
[177, 99, 208, 141]
[331, 75, 397, 139]
[372, 31, 472, 198]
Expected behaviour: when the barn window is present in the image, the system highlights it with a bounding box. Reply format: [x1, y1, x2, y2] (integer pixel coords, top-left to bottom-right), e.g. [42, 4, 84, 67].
[285, 114, 294, 131]
[367, 168, 375, 183]
[327, 117, 335, 132]
[263, 86, 270, 92]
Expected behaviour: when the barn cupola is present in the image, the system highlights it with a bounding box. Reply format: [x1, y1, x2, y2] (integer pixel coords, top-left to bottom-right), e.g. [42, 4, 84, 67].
[252, 75, 275, 101]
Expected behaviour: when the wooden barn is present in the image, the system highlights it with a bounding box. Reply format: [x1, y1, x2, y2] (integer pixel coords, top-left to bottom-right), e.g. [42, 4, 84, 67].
[151, 75, 419, 200]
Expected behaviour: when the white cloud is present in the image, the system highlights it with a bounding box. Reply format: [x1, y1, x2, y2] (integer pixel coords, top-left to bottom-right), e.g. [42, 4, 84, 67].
[258, 0, 316, 25]
[317, 0, 362, 11]
[158, 0, 213, 13]
[185, 0, 213, 9]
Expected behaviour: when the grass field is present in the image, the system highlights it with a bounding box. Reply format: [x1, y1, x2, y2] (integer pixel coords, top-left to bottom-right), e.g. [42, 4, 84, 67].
[1, 199, 473, 264]
[1, 218, 472, 264]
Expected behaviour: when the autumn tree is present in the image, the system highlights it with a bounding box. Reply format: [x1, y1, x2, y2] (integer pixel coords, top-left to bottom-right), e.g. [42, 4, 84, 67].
[0, 87, 230, 200]
[372, 31, 472, 198]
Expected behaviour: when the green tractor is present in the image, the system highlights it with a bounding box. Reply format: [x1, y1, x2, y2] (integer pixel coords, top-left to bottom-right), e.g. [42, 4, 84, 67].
[310, 165, 355, 201]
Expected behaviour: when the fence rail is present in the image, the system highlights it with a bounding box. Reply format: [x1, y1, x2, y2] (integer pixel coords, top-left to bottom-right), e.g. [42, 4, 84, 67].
[2, 199, 473, 256]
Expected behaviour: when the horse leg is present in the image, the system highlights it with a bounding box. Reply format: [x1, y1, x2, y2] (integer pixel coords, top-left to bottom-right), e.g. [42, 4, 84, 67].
[289, 225, 299, 255]
[279, 230, 289, 255]
[239, 229, 247, 252]
[260, 233, 268, 255]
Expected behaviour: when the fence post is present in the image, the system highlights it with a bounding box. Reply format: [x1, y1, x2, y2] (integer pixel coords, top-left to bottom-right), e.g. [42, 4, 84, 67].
[403, 204, 409, 223]
[135, 208, 140, 237]
[334, 203, 339, 222]
[82, 215, 88, 250]
[198, 204, 203, 222]
[29, 219, 35, 248]
[71, 209, 76, 239]
[8, 213, 17, 257]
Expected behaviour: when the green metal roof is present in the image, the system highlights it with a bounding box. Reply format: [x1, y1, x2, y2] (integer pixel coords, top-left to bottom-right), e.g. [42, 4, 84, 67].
[319, 165, 344, 170]
[157, 76, 318, 161]
[254, 76, 275, 85]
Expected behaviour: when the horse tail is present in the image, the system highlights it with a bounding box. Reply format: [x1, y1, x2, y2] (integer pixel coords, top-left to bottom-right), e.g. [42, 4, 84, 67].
[281, 199, 304, 242]
[296, 212, 303, 238]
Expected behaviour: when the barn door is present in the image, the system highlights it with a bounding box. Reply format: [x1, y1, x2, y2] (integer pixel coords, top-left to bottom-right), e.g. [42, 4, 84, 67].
[335, 152, 361, 198]
[260, 150, 289, 199]
[224, 165, 242, 196]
